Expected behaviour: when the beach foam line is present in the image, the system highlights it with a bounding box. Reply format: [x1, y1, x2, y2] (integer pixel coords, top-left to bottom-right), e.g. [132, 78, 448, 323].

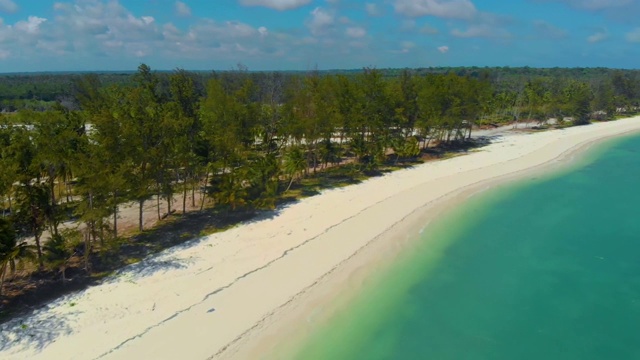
[2, 117, 640, 360]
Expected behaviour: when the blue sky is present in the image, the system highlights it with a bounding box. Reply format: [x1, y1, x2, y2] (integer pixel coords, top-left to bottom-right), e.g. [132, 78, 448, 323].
[0, 0, 639, 72]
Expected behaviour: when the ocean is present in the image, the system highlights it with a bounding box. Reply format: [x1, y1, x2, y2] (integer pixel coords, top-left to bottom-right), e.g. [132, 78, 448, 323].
[291, 133, 640, 360]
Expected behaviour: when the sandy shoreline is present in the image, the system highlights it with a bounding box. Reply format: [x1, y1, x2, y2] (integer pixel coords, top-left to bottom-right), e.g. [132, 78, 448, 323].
[2, 117, 640, 360]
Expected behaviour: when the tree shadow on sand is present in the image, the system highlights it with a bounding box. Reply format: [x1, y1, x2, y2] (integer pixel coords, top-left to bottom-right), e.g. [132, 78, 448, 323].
[0, 133, 507, 326]
[0, 297, 75, 353]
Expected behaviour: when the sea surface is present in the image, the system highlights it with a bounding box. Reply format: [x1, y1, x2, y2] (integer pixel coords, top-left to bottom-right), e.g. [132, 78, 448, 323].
[292, 133, 640, 360]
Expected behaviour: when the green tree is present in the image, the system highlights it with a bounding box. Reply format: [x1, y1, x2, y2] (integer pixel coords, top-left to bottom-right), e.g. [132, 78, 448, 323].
[564, 81, 593, 125]
[168, 69, 203, 214]
[122, 64, 165, 231]
[44, 229, 81, 282]
[592, 80, 616, 120]
[283, 146, 307, 191]
[0, 218, 36, 296]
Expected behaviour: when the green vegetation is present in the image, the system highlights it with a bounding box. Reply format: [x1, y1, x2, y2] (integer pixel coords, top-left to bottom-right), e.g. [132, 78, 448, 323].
[0, 65, 639, 316]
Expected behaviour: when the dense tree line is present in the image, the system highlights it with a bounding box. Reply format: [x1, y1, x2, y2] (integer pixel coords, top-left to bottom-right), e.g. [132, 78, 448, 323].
[2, 67, 640, 112]
[1, 65, 640, 297]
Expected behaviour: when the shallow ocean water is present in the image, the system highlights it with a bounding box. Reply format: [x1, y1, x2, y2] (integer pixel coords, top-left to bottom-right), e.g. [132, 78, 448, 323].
[293, 134, 640, 360]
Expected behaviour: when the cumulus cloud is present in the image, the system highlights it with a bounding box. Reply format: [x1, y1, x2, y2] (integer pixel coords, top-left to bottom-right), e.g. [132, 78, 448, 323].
[306, 7, 334, 36]
[0, 0, 18, 13]
[15, 16, 47, 35]
[10, 0, 166, 60]
[626, 28, 640, 42]
[365, 3, 381, 16]
[401, 41, 415, 52]
[390, 41, 415, 54]
[452, 24, 510, 38]
[175, 1, 191, 16]
[394, 0, 477, 19]
[438, 45, 449, 53]
[345, 26, 366, 38]
[420, 24, 439, 34]
[539, 0, 631, 11]
[587, 29, 608, 43]
[533, 20, 567, 39]
[239, 0, 312, 11]
[0, 0, 379, 70]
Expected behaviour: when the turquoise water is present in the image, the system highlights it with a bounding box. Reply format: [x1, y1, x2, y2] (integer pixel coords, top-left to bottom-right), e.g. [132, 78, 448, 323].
[293, 134, 640, 360]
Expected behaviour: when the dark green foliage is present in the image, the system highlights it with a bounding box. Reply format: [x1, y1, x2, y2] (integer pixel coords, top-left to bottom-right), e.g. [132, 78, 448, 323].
[0, 217, 36, 296]
[1, 65, 640, 308]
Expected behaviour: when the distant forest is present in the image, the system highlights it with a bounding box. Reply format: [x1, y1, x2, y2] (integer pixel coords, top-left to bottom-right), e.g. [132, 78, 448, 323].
[1, 66, 639, 114]
[1, 65, 640, 308]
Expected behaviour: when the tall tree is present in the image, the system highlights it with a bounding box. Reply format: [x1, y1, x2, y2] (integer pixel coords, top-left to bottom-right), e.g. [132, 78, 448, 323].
[122, 64, 165, 231]
[0, 218, 36, 296]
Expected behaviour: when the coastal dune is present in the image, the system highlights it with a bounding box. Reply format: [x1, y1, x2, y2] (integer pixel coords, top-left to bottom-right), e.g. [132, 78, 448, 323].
[2, 117, 640, 360]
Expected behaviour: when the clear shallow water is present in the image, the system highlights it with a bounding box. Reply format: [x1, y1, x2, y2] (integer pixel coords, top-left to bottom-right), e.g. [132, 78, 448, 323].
[293, 134, 640, 360]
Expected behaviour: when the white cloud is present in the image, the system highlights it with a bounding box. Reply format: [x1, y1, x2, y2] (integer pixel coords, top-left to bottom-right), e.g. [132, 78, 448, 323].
[175, 1, 191, 16]
[533, 20, 567, 39]
[15, 16, 47, 35]
[587, 30, 608, 43]
[543, 0, 631, 11]
[420, 24, 439, 34]
[390, 41, 415, 54]
[345, 26, 366, 38]
[438, 45, 449, 53]
[452, 24, 510, 38]
[394, 0, 477, 19]
[401, 41, 415, 51]
[626, 28, 640, 42]
[366, 3, 381, 16]
[0, 0, 18, 13]
[0, 0, 370, 70]
[306, 7, 334, 36]
[239, 0, 312, 11]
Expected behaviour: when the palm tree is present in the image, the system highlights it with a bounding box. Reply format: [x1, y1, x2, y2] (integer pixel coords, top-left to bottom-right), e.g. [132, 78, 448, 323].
[0, 218, 36, 297]
[44, 229, 80, 282]
[283, 146, 307, 192]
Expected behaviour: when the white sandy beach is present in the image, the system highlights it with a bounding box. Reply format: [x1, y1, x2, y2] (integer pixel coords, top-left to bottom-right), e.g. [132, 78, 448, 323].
[2, 117, 640, 360]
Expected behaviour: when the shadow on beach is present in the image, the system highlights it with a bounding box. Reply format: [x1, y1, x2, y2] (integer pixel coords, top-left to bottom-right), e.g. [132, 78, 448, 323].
[0, 133, 506, 338]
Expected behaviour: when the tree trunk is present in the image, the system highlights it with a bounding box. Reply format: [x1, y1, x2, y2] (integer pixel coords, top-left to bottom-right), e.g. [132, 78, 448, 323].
[91, 221, 97, 245]
[88, 192, 97, 246]
[84, 231, 91, 272]
[285, 176, 295, 192]
[200, 172, 209, 211]
[113, 204, 118, 239]
[138, 199, 144, 232]
[49, 176, 59, 237]
[313, 141, 318, 174]
[99, 219, 105, 246]
[0, 263, 7, 297]
[182, 183, 187, 214]
[113, 192, 118, 239]
[156, 193, 161, 221]
[65, 176, 71, 203]
[34, 233, 44, 270]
